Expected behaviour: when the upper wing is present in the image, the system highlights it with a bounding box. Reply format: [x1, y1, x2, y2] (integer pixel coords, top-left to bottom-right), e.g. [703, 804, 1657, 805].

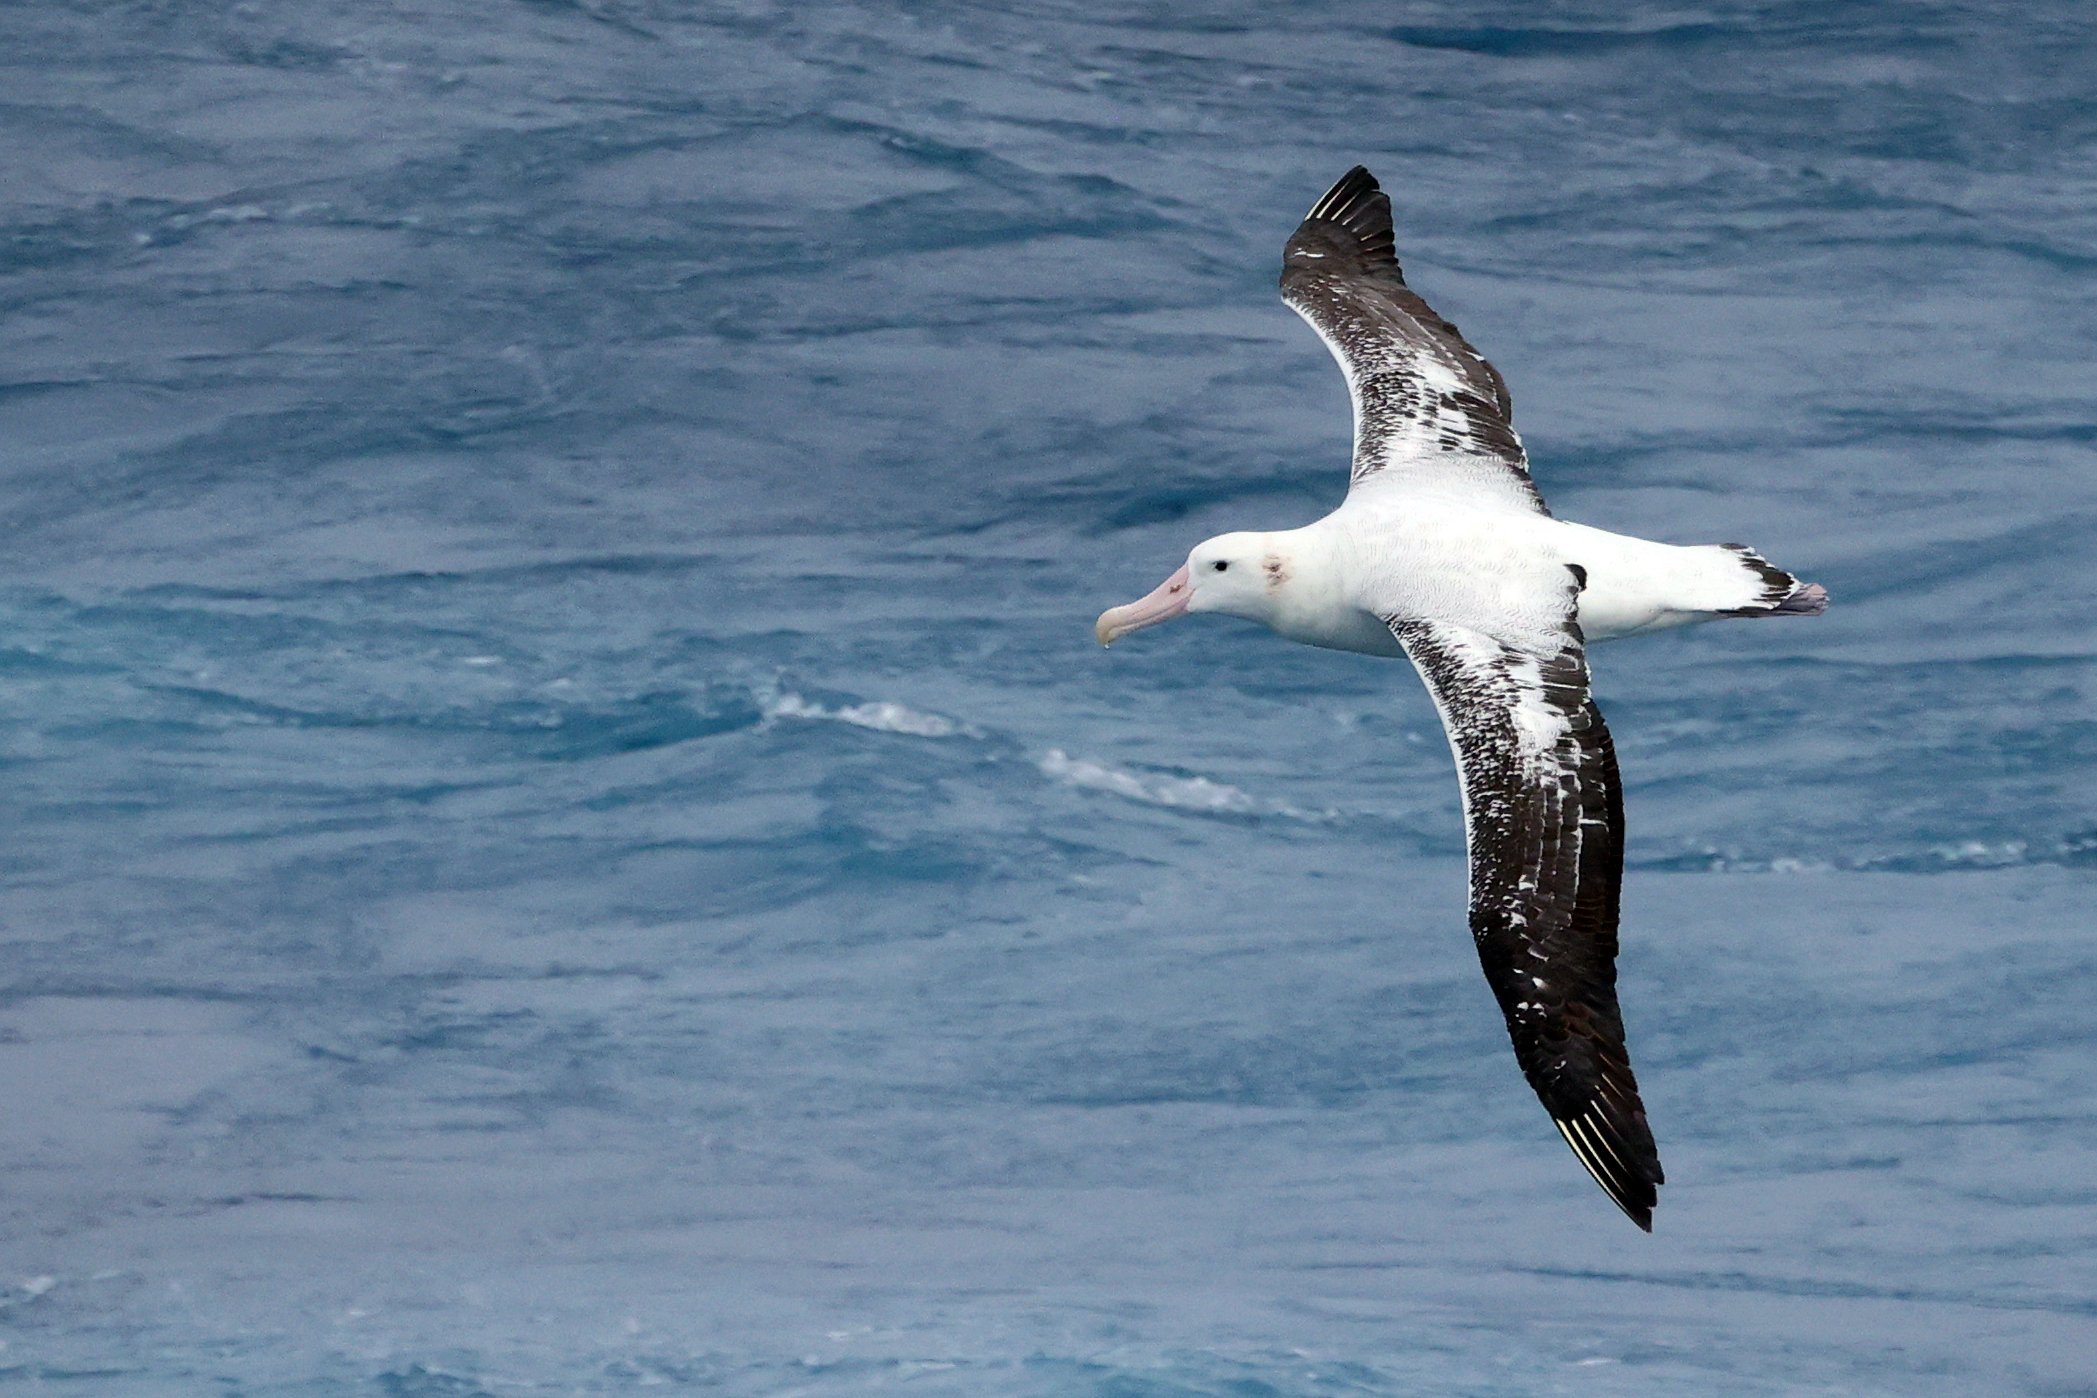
[1281, 167, 1546, 514]
[1386, 608, 1663, 1229]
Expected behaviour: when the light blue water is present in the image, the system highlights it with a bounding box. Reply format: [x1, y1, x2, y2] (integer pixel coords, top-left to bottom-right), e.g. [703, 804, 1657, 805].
[2, 2, 2094, 1393]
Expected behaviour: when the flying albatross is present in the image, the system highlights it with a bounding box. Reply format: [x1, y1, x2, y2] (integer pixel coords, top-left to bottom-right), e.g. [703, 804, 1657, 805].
[1094, 167, 1826, 1230]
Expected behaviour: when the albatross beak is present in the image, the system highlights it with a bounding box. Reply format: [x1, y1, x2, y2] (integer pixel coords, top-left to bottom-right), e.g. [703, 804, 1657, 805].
[1095, 564, 1191, 646]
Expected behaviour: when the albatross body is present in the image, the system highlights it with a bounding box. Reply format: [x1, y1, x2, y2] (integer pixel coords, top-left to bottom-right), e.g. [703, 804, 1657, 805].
[1094, 168, 1826, 1231]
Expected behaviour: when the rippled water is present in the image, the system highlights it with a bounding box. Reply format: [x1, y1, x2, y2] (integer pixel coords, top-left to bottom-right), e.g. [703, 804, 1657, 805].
[2, 2, 2094, 1394]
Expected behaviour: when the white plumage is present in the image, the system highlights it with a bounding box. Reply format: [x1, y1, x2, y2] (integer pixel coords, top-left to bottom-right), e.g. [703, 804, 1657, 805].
[1093, 167, 1826, 1230]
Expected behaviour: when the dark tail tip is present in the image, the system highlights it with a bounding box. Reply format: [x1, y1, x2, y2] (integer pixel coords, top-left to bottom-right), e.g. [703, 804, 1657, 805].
[1771, 581, 1828, 615]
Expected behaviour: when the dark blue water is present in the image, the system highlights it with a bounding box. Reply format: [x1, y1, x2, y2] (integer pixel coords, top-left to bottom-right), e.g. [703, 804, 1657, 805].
[2, 2, 2094, 1393]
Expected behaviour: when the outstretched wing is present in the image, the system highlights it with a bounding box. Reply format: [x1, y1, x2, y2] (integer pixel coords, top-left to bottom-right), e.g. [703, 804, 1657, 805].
[1387, 609, 1663, 1229]
[1280, 167, 1546, 514]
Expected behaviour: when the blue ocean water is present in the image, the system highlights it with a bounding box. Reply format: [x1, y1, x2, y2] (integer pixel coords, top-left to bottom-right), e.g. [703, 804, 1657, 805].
[2, 0, 2094, 1392]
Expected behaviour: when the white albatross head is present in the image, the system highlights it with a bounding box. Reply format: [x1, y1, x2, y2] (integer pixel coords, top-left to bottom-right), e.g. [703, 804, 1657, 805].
[1094, 532, 1293, 646]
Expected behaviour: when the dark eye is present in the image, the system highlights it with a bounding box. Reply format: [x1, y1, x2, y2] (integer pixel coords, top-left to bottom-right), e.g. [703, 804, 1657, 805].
[1212, 560, 1228, 572]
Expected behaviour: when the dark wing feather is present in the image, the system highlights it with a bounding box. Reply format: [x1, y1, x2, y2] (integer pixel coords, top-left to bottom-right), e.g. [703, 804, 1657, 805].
[1387, 610, 1663, 1230]
[1280, 167, 1546, 514]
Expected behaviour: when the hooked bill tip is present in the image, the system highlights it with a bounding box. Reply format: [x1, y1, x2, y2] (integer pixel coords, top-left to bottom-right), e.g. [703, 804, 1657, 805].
[1093, 564, 1192, 649]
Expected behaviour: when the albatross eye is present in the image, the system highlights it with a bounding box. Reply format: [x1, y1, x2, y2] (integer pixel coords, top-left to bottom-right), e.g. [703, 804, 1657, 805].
[1212, 560, 1229, 572]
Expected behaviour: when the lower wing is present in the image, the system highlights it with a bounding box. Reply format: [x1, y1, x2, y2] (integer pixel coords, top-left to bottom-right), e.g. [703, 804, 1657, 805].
[1387, 613, 1663, 1229]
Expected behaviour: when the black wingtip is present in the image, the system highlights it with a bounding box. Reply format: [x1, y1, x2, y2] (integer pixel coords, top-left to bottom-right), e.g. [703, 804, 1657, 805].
[1554, 1109, 1662, 1232]
[1300, 166, 1398, 275]
[1304, 165, 1379, 219]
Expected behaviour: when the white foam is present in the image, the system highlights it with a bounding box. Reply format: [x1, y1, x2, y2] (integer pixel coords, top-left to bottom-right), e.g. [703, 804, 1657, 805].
[765, 693, 974, 739]
[1927, 840, 2028, 868]
[1038, 749, 1259, 814]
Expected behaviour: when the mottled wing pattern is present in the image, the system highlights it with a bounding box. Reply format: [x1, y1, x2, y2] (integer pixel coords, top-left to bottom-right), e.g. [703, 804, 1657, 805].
[1280, 167, 1545, 514]
[1386, 608, 1663, 1229]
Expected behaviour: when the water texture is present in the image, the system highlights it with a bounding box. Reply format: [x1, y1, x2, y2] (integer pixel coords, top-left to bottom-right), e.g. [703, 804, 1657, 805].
[1, 1, 2093, 1393]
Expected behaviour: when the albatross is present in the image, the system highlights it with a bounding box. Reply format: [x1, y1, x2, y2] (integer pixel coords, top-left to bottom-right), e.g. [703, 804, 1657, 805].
[1094, 167, 1826, 1231]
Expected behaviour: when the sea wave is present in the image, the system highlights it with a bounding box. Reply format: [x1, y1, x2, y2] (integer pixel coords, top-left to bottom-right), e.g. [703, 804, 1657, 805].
[765, 691, 978, 739]
[1035, 748, 1336, 822]
[1038, 747, 1258, 813]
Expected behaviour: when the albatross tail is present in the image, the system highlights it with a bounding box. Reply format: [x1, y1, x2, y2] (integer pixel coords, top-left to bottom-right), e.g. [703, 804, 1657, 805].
[1715, 544, 1829, 617]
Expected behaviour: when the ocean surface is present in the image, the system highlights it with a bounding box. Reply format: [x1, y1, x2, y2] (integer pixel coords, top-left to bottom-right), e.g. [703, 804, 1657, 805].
[3, 1, 2094, 1393]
